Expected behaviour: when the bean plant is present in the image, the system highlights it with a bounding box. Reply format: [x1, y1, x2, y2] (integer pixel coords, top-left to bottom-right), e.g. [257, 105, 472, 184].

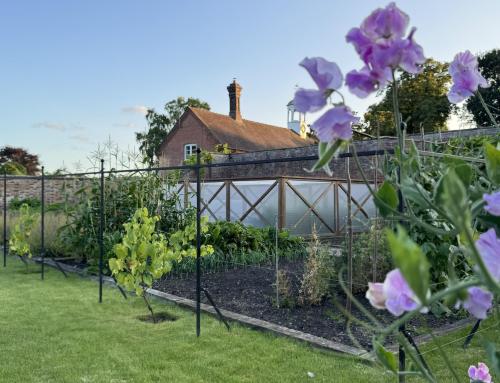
[9, 203, 36, 271]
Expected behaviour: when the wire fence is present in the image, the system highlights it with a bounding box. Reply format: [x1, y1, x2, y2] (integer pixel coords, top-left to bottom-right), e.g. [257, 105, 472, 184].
[0, 147, 486, 360]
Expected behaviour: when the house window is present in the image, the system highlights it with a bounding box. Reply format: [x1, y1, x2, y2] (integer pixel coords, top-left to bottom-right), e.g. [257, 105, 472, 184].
[184, 144, 197, 160]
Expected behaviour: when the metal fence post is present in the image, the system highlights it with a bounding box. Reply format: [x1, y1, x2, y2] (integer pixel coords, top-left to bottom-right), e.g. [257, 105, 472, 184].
[195, 149, 202, 337]
[3, 170, 6, 267]
[99, 159, 104, 303]
[278, 177, 286, 230]
[41, 166, 45, 280]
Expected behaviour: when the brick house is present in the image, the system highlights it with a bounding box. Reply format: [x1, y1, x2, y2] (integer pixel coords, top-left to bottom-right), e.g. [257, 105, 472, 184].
[157, 80, 316, 166]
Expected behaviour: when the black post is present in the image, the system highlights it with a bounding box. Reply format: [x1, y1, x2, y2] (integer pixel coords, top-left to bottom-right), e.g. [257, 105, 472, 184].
[99, 159, 104, 303]
[41, 166, 45, 280]
[196, 148, 201, 337]
[3, 170, 6, 267]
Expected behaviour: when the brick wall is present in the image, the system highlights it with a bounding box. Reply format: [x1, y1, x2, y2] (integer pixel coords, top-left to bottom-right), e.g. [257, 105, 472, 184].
[206, 127, 500, 181]
[0, 177, 90, 209]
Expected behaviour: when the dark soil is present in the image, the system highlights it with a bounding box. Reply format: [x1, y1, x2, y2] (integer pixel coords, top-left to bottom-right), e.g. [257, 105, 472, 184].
[154, 259, 466, 349]
[137, 311, 178, 323]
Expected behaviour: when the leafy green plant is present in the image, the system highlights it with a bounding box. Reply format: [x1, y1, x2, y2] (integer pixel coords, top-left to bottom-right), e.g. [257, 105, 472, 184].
[9, 204, 36, 271]
[109, 208, 213, 322]
[274, 270, 295, 308]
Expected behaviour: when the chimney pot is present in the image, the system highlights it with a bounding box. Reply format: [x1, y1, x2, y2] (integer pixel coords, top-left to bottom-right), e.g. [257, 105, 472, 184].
[227, 80, 242, 121]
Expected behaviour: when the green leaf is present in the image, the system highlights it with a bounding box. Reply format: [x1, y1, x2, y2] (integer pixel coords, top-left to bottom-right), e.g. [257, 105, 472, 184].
[400, 177, 430, 208]
[307, 140, 345, 175]
[374, 340, 397, 373]
[485, 142, 500, 185]
[485, 341, 500, 376]
[386, 226, 430, 304]
[374, 181, 399, 217]
[440, 169, 470, 227]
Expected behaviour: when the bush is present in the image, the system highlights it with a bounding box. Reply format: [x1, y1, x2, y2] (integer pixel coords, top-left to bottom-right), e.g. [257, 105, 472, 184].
[299, 229, 336, 305]
[338, 225, 393, 294]
[170, 221, 307, 274]
[8, 204, 36, 258]
[8, 197, 41, 210]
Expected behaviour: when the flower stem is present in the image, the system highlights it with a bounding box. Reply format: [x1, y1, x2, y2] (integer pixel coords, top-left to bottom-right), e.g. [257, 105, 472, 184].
[476, 90, 499, 129]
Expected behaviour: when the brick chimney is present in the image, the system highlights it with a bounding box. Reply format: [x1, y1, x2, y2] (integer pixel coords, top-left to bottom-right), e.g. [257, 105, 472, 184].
[227, 79, 242, 121]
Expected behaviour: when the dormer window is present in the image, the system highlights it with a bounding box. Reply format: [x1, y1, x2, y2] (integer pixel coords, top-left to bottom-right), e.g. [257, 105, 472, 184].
[184, 144, 197, 160]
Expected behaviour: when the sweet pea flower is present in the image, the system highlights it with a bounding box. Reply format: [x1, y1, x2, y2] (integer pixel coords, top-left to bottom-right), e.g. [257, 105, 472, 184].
[462, 287, 493, 320]
[345, 3, 425, 97]
[361, 2, 409, 42]
[383, 269, 419, 316]
[293, 57, 343, 113]
[366, 282, 386, 309]
[311, 106, 359, 142]
[475, 228, 500, 281]
[468, 362, 492, 383]
[448, 50, 489, 104]
[345, 66, 391, 98]
[484, 191, 500, 216]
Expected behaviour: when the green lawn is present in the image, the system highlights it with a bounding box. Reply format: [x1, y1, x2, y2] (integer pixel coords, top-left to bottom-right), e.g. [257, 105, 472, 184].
[0, 257, 497, 383]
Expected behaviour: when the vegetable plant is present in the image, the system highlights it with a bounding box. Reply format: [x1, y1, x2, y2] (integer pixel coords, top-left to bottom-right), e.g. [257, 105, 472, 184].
[9, 203, 36, 271]
[109, 207, 213, 322]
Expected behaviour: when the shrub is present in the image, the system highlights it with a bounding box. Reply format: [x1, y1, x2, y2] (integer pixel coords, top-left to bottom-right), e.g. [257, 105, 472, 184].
[299, 229, 336, 305]
[8, 204, 36, 259]
[8, 197, 41, 210]
[274, 270, 295, 308]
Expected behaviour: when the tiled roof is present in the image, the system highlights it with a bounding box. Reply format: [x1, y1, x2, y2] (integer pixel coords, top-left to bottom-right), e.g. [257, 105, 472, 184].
[189, 107, 315, 152]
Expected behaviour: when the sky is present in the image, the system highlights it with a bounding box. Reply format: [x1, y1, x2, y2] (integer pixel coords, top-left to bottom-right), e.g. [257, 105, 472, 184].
[1, 0, 500, 171]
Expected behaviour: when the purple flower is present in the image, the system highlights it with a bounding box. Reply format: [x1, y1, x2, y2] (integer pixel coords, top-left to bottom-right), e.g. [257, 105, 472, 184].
[361, 2, 409, 42]
[293, 89, 326, 113]
[293, 57, 343, 113]
[371, 28, 425, 74]
[345, 3, 425, 97]
[468, 362, 492, 383]
[346, 66, 391, 98]
[366, 282, 386, 309]
[383, 269, 419, 316]
[311, 106, 359, 142]
[448, 50, 489, 104]
[300, 57, 343, 91]
[484, 191, 500, 216]
[463, 287, 493, 320]
[476, 228, 500, 281]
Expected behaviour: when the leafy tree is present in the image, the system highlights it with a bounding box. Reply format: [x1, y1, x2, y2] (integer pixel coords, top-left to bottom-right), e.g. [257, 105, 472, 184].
[363, 59, 452, 135]
[135, 97, 210, 165]
[465, 49, 500, 127]
[9, 204, 36, 271]
[0, 147, 40, 175]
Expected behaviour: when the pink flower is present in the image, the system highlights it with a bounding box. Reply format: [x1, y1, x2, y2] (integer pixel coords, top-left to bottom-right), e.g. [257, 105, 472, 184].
[366, 269, 420, 316]
[383, 269, 419, 316]
[366, 282, 386, 309]
[484, 191, 500, 216]
[468, 362, 492, 383]
[311, 106, 359, 142]
[462, 287, 493, 320]
[448, 50, 489, 104]
[476, 228, 500, 282]
[294, 57, 343, 113]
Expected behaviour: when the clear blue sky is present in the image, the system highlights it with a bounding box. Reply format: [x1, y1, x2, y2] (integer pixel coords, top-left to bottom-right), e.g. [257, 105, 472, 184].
[1, 0, 499, 171]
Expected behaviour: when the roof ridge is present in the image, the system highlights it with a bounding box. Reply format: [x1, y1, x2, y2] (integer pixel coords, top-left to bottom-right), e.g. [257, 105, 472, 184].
[190, 106, 288, 130]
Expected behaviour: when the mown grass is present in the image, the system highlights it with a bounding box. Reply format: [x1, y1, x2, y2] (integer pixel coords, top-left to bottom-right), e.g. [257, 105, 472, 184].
[0, 256, 497, 383]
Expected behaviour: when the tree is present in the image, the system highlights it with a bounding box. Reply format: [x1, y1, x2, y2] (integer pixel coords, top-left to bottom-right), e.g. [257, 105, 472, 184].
[465, 49, 500, 127]
[0, 146, 40, 175]
[135, 97, 210, 165]
[363, 59, 452, 136]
